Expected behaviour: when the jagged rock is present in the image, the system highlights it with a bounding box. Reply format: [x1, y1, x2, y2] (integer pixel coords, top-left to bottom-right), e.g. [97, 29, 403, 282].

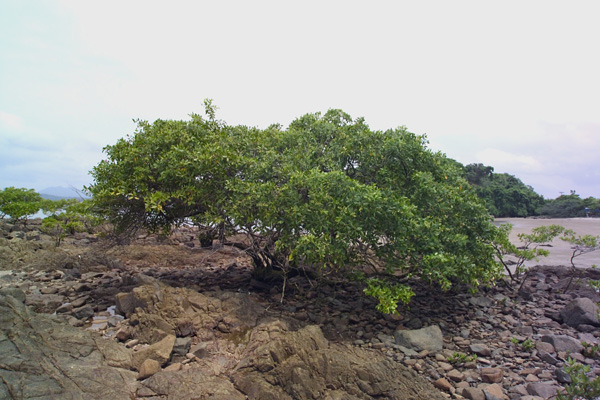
[118, 279, 265, 342]
[0, 292, 136, 399]
[482, 383, 505, 400]
[470, 343, 492, 357]
[394, 325, 443, 352]
[526, 382, 559, 398]
[131, 333, 176, 370]
[461, 387, 485, 400]
[72, 304, 95, 320]
[142, 369, 246, 400]
[470, 296, 494, 308]
[173, 336, 192, 356]
[0, 287, 25, 303]
[480, 367, 503, 383]
[560, 297, 600, 328]
[541, 334, 583, 354]
[232, 320, 446, 400]
[25, 292, 65, 313]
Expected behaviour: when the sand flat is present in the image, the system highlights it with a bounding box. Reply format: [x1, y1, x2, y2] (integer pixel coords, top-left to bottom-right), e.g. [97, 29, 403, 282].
[494, 218, 600, 269]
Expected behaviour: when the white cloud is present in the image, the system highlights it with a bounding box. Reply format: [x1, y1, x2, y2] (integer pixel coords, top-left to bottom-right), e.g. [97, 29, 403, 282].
[476, 148, 543, 173]
[0, 111, 23, 131]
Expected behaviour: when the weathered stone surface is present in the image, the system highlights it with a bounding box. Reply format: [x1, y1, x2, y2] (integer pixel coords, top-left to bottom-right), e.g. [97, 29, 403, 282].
[461, 387, 485, 400]
[526, 382, 559, 398]
[394, 325, 443, 352]
[143, 369, 246, 400]
[25, 292, 65, 313]
[560, 297, 600, 328]
[0, 287, 26, 303]
[541, 334, 583, 353]
[480, 367, 503, 383]
[131, 333, 176, 370]
[433, 377, 452, 391]
[138, 358, 161, 380]
[0, 293, 136, 399]
[470, 296, 494, 308]
[233, 320, 446, 400]
[482, 383, 504, 400]
[470, 343, 492, 357]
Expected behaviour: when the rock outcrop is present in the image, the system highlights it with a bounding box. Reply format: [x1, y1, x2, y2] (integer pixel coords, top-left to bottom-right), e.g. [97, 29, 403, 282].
[0, 291, 137, 399]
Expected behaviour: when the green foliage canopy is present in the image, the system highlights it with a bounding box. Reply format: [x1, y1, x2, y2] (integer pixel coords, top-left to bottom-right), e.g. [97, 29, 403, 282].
[463, 164, 544, 217]
[88, 105, 503, 310]
[0, 187, 43, 223]
[540, 191, 600, 218]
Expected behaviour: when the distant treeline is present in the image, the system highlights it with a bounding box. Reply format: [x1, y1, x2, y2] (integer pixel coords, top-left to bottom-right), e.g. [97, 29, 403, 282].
[461, 163, 599, 218]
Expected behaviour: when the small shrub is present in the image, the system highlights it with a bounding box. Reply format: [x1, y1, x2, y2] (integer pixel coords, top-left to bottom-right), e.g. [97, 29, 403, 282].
[556, 358, 600, 400]
[447, 352, 477, 364]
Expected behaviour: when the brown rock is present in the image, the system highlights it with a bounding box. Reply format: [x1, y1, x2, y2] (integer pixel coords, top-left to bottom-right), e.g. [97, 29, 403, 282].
[137, 359, 161, 380]
[433, 377, 453, 391]
[132, 334, 176, 370]
[447, 369, 465, 382]
[480, 367, 503, 383]
[460, 387, 485, 400]
[483, 383, 505, 399]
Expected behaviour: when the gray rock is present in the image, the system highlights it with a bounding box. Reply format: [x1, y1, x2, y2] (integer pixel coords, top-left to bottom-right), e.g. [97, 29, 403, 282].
[394, 325, 443, 352]
[555, 367, 572, 384]
[25, 292, 65, 313]
[470, 343, 492, 357]
[72, 304, 95, 320]
[561, 297, 600, 328]
[0, 287, 25, 303]
[470, 296, 494, 308]
[0, 292, 136, 399]
[541, 334, 583, 353]
[526, 382, 559, 398]
[173, 336, 192, 356]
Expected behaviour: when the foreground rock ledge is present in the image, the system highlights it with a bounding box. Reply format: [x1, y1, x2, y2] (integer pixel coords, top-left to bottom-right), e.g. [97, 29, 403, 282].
[0, 289, 445, 400]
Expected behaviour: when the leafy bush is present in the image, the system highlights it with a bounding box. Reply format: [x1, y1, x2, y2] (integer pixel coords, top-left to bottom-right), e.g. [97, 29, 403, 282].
[0, 187, 43, 224]
[492, 223, 565, 281]
[88, 102, 504, 310]
[557, 358, 600, 400]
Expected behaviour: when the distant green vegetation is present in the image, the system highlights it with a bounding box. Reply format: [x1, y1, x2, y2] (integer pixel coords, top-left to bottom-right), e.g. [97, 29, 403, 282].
[461, 164, 598, 218]
[540, 191, 600, 218]
[462, 163, 544, 217]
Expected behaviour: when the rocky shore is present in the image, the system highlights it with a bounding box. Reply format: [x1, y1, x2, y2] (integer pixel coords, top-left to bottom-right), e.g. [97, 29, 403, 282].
[1, 220, 600, 399]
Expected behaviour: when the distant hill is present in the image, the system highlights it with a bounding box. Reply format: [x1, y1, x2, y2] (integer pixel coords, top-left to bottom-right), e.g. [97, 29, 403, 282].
[40, 187, 90, 200]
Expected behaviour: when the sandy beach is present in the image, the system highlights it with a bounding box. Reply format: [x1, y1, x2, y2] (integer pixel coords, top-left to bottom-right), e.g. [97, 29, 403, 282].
[494, 218, 600, 270]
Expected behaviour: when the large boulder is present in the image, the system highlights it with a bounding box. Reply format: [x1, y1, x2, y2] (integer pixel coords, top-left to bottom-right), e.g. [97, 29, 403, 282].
[541, 334, 583, 354]
[115, 276, 265, 342]
[0, 292, 137, 399]
[231, 320, 446, 400]
[560, 297, 600, 328]
[393, 325, 444, 352]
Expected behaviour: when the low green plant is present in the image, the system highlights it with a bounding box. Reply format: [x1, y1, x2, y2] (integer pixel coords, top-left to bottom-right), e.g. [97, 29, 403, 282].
[562, 231, 600, 291]
[588, 280, 600, 293]
[363, 278, 414, 315]
[447, 352, 477, 364]
[582, 342, 600, 359]
[493, 224, 565, 282]
[510, 337, 535, 351]
[556, 358, 600, 400]
[40, 199, 92, 246]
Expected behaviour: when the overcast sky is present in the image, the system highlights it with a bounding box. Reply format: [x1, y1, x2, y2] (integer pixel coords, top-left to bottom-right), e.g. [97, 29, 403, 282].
[1, 1, 599, 199]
